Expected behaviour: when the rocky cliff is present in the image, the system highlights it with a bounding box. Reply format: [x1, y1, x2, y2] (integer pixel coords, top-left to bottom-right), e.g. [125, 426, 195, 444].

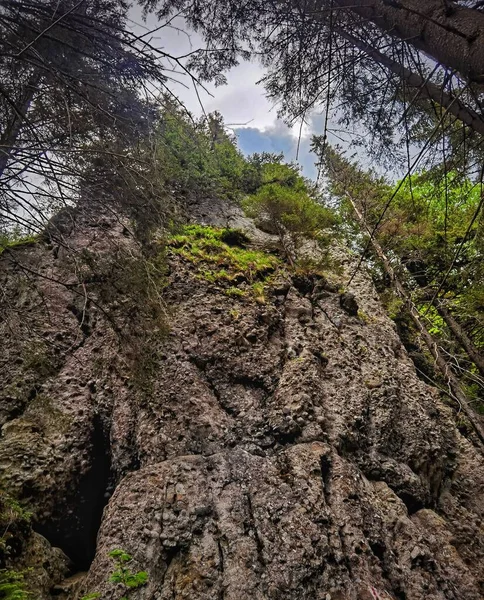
[0, 203, 483, 600]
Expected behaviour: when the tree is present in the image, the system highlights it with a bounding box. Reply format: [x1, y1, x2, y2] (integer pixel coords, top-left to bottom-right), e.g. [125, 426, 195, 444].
[242, 161, 335, 263]
[325, 0, 484, 85]
[0, 0, 193, 234]
[319, 143, 484, 436]
[142, 0, 484, 171]
[151, 100, 249, 204]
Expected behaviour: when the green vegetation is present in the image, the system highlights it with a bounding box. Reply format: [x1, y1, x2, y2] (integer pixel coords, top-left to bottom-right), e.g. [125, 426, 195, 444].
[373, 172, 483, 323]
[291, 255, 342, 280]
[0, 491, 32, 560]
[357, 310, 372, 324]
[0, 493, 32, 600]
[0, 493, 32, 528]
[366, 171, 483, 375]
[383, 294, 404, 321]
[82, 549, 148, 600]
[169, 224, 282, 299]
[0, 570, 29, 600]
[321, 144, 484, 413]
[153, 102, 257, 204]
[242, 161, 337, 263]
[225, 286, 246, 298]
[0, 230, 37, 257]
[108, 549, 148, 593]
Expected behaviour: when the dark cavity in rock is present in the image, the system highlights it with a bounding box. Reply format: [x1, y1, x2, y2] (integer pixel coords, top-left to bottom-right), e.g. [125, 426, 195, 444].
[339, 292, 359, 316]
[34, 416, 112, 570]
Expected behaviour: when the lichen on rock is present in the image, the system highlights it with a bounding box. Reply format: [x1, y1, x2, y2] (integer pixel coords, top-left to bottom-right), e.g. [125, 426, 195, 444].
[0, 203, 483, 599]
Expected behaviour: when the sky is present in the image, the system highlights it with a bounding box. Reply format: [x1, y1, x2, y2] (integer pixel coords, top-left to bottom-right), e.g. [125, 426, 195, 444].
[128, 7, 325, 180]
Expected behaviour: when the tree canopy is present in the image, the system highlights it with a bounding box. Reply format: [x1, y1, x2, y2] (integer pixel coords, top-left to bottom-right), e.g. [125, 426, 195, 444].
[140, 0, 484, 175]
[320, 143, 484, 414]
[242, 160, 336, 262]
[0, 0, 196, 233]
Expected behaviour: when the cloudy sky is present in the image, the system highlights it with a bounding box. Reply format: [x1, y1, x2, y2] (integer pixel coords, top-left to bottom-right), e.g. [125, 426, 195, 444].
[128, 7, 330, 180]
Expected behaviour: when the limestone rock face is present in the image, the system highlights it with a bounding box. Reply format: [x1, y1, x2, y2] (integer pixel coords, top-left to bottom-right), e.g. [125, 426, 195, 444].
[0, 208, 483, 599]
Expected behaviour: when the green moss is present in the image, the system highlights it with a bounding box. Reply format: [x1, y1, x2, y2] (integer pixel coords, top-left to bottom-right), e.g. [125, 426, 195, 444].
[0, 233, 38, 257]
[200, 268, 232, 283]
[0, 569, 29, 600]
[169, 225, 281, 299]
[251, 282, 267, 303]
[169, 224, 344, 303]
[357, 310, 374, 324]
[225, 287, 246, 298]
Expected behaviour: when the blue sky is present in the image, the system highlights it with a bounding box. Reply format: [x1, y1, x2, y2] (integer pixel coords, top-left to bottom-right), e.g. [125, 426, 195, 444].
[130, 9, 342, 181]
[234, 123, 318, 180]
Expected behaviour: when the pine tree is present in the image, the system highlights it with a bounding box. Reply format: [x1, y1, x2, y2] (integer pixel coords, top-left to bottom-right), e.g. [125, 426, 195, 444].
[0, 0, 174, 231]
[141, 0, 484, 165]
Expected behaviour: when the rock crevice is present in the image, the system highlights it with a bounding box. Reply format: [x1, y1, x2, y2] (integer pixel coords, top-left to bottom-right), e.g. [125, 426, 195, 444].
[0, 209, 483, 599]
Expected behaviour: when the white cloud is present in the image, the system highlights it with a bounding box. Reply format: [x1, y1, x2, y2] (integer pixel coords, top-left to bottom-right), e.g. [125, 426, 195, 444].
[129, 8, 275, 128]
[126, 8, 347, 181]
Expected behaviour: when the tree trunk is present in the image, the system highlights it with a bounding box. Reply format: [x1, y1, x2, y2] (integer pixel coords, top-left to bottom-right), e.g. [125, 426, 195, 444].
[335, 27, 484, 137]
[325, 0, 484, 86]
[334, 176, 484, 445]
[437, 301, 484, 379]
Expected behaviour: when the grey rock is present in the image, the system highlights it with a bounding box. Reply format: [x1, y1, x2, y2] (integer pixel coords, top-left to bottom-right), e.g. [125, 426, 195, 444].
[0, 211, 483, 599]
[339, 292, 359, 316]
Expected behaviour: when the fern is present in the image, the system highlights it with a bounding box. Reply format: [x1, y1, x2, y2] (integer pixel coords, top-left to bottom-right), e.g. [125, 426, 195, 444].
[0, 570, 29, 600]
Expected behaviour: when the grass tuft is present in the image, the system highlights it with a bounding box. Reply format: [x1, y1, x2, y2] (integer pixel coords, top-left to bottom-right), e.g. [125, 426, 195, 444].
[169, 225, 282, 299]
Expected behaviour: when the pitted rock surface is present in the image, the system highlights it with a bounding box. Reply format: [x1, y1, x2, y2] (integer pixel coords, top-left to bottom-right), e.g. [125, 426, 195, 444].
[0, 208, 483, 599]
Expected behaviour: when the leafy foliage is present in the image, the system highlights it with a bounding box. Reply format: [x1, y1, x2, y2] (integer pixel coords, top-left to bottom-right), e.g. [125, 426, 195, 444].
[321, 144, 483, 409]
[0, 0, 174, 232]
[140, 0, 484, 174]
[0, 570, 28, 600]
[82, 549, 148, 600]
[108, 549, 149, 592]
[376, 173, 482, 287]
[152, 103, 249, 203]
[242, 161, 337, 262]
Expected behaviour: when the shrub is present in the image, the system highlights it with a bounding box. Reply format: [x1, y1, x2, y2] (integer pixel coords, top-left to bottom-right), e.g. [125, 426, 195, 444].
[108, 549, 148, 592]
[81, 549, 148, 600]
[242, 163, 336, 263]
